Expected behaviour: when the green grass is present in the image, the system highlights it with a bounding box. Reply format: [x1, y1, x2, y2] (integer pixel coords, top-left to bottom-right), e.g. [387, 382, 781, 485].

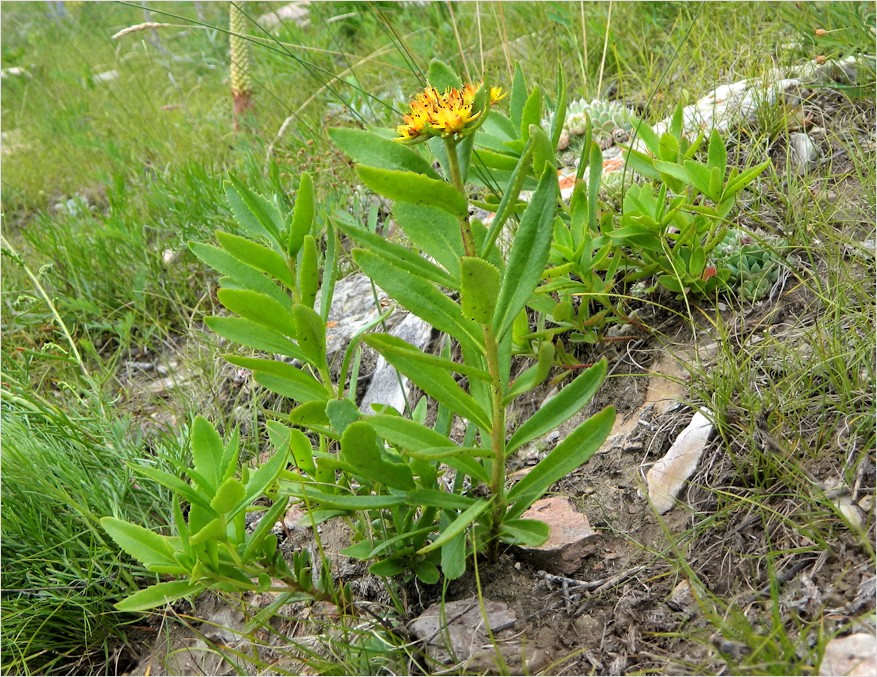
[2, 2, 874, 675]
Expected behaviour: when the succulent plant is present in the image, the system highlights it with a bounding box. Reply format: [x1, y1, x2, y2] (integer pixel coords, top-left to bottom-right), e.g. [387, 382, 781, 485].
[565, 98, 635, 144]
[598, 168, 639, 206]
[710, 229, 785, 300]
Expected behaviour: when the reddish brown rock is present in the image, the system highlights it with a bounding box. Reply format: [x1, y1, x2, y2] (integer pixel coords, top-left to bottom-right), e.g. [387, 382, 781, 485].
[514, 496, 599, 574]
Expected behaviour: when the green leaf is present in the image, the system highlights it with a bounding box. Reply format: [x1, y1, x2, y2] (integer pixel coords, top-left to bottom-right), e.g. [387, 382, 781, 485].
[355, 165, 468, 217]
[549, 69, 568, 154]
[267, 421, 316, 475]
[341, 422, 415, 490]
[114, 580, 205, 613]
[100, 517, 179, 569]
[190, 242, 289, 307]
[507, 406, 615, 517]
[509, 63, 527, 132]
[211, 477, 246, 514]
[289, 400, 332, 431]
[283, 483, 407, 511]
[367, 415, 457, 452]
[336, 219, 459, 290]
[225, 177, 284, 244]
[415, 560, 441, 584]
[480, 135, 536, 257]
[369, 558, 406, 578]
[652, 159, 690, 185]
[242, 445, 288, 508]
[329, 127, 440, 180]
[683, 160, 714, 198]
[707, 128, 727, 175]
[417, 499, 490, 554]
[500, 518, 550, 546]
[353, 249, 484, 353]
[688, 246, 706, 278]
[364, 334, 492, 430]
[288, 172, 314, 257]
[298, 234, 320, 308]
[724, 161, 769, 196]
[406, 489, 477, 510]
[326, 398, 361, 435]
[242, 496, 290, 561]
[469, 148, 519, 170]
[507, 359, 608, 454]
[709, 166, 723, 202]
[215, 230, 294, 288]
[133, 465, 214, 513]
[191, 416, 223, 493]
[217, 288, 297, 338]
[189, 517, 226, 545]
[519, 85, 543, 141]
[292, 303, 327, 369]
[503, 341, 555, 404]
[205, 316, 306, 362]
[658, 132, 680, 163]
[461, 257, 501, 324]
[225, 355, 331, 403]
[427, 58, 462, 91]
[492, 166, 558, 341]
[441, 530, 467, 580]
[392, 203, 464, 279]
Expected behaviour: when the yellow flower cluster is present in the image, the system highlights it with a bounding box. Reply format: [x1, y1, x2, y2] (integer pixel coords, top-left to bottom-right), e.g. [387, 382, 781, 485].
[397, 83, 506, 142]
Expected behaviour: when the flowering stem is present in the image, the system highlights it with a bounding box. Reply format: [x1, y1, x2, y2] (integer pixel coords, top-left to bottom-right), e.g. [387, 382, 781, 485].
[444, 137, 477, 258]
[483, 324, 506, 555]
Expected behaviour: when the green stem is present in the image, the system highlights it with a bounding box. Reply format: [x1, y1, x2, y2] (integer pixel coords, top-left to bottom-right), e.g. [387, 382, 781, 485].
[444, 137, 477, 257]
[482, 324, 506, 555]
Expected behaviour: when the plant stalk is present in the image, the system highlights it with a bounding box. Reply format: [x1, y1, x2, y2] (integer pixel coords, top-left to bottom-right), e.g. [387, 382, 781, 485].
[444, 137, 477, 257]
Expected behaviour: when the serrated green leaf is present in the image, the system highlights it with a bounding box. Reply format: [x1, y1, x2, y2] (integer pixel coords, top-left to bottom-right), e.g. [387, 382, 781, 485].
[353, 249, 483, 353]
[292, 303, 327, 369]
[509, 63, 527, 132]
[211, 477, 246, 514]
[707, 128, 727, 175]
[100, 517, 178, 569]
[392, 203, 464, 279]
[328, 127, 441, 180]
[492, 166, 558, 341]
[503, 341, 555, 404]
[215, 230, 294, 288]
[225, 355, 331, 403]
[427, 58, 462, 91]
[289, 172, 314, 257]
[337, 220, 459, 289]
[298, 234, 320, 308]
[191, 416, 223, 493]
[480, 135, 536, 257]
[133, 465, 214, 513]
[683, 160, 713, 198]
[217, 288, 297, 338]
[190, 242, 289, 306]
[519, 85, 543, 141]
[355, 165, 468, 217]
[225, 177, 284, 244]
[114, 580, 205, 613]
[367, 415, 456, 452]
[461, 257, 500, 324]
[189, 517, 226, 545]
[507, 406, 615, 518]
[364, 334, 491, 429]
[242, 446, 287, 509]
[507, 359, 607, 454]
[206, 316, 306, 362]
[531, 124, 555, 174]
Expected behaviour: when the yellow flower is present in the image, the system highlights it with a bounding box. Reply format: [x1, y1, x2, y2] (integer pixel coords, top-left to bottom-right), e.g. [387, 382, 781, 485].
[396, 81, 503, 142]
[489, 86, 506, 104]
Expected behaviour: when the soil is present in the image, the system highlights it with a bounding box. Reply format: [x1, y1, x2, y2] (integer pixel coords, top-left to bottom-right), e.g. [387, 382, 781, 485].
[114, 76, 875, 676]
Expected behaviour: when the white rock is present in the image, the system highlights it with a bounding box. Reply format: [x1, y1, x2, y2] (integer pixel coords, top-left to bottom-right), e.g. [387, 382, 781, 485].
[646, 410, 713, 514]
[789, 132, 820, 175]
[258, 2, 310, 29]
[93, 69, 120, 84]
[359, 312, 432, 415]
[819, 633, 877, 676]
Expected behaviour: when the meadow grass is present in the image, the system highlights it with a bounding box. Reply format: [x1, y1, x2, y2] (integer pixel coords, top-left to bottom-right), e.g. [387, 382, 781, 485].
[1, 2, 874, 674]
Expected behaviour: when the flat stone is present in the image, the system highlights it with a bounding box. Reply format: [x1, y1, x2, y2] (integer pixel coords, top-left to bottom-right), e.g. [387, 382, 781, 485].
[514, 497, 599, 574]
[819, 633, 877, 676]
[408, 598, 522, 674]
[646, 410, 713, 514]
